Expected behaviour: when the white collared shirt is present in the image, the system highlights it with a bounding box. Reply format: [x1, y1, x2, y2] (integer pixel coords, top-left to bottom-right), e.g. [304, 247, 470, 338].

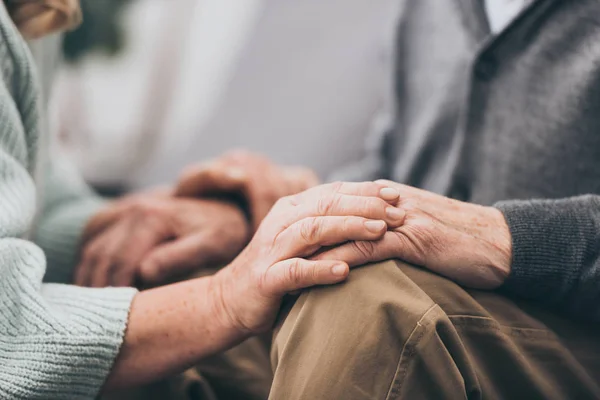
[484, 0, 535, 33]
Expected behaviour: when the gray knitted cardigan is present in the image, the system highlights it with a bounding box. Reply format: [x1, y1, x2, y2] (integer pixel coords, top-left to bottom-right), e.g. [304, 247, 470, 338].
[341, 0, 600, 320]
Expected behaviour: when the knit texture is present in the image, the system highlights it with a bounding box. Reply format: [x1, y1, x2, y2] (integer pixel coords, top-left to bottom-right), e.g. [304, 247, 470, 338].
[497, 197, 600, 321]
[0, 4, 136, 399]
[337, 0, 600, 320]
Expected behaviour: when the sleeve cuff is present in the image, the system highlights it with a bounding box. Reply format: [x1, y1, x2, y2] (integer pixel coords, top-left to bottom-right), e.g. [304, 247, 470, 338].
[495, 196, 599, 304]
[2, 281, 137, 399]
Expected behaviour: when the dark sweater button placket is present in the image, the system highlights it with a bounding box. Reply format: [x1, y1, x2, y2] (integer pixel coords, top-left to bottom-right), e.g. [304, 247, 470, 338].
[474, 53, 498, 81]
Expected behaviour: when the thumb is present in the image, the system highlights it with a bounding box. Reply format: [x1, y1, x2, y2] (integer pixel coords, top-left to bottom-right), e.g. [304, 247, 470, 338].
[264, 258, 349, 295]
[139, 234, 213, 284]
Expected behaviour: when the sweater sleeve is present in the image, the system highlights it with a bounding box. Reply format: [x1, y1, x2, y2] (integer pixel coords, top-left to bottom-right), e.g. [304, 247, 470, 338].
[25, 29, 107, 284]
[495, 195, 600, 321]
[0, 17, 137, 398]
[0, 140, 136, 399]
[32, 148, 106, 284]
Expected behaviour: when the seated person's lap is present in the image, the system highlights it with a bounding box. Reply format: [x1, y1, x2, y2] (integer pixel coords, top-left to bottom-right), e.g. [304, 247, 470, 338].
[105, 260, 600, 400]
[270, 260, 600, 400]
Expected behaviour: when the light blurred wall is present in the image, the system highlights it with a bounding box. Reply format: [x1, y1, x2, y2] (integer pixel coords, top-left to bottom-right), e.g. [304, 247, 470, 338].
[52, 0, 400, 189]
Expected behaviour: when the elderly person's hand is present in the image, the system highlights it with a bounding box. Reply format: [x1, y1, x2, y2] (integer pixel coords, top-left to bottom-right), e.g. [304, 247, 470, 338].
[314, 180, 513, 290]
[210, 181, 405, 334]
[75, 195, 250, 288]
[175, 151, 320, 231]
[106, 181, 404, 388]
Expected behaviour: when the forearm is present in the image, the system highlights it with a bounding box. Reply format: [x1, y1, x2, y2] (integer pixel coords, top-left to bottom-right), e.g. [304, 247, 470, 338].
[104, 274, 245, 390]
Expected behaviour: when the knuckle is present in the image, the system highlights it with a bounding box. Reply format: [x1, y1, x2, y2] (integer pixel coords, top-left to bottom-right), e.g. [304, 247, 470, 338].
[351, 240, 376, 259]
[399, 197, 418, 212]
[360, 195, 378, 210]
[364, 180, 382, 192]
[328, 181, 344, 192]
[286, 259, 303, 285]
[400, 219, 437, 263]
[342, 215, 355, 231]
[316, 194, 337, 215]
[299, 218, 321, 245]
[255, 269, 270, 294]
[307, 264, 319, 285]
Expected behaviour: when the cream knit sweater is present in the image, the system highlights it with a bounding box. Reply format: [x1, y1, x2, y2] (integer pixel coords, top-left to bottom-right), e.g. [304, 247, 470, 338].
[0, 3, 136, 399]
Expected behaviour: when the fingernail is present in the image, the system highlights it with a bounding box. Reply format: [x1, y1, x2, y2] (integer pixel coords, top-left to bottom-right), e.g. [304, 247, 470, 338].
[365, 220, 386, 233]
[386, 206, 405, 222]
[227, 167, 246, 180]
[332, 264, 348, 276]
[380, 187, 400, 201]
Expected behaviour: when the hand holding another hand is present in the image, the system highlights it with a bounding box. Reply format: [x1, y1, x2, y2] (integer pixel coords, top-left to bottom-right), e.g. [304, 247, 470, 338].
[175, 150, 320, 230]
[211, 181, 405, 335]
[76, 196, 250, 288]
[315, 181, 513, 290]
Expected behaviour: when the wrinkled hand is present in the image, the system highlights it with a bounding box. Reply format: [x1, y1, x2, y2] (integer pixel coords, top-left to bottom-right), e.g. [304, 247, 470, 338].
[175, 151, 320, 231]
[211, 181, 406, 335]
[75, 196, 250, 288]
[81, 186, 174, 243]
[315, 180, 512, 289]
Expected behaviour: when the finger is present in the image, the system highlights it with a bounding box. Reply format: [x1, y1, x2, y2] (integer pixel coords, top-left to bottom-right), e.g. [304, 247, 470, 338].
[82, 200, 132, 241]
[139, 233, 213, 284]
[75, 228, 118, 287]
[312, 231, 401, 267]
[265, 258, 349, 295]
[74, 245, 96, 286]
[275, 216, 388, 259]
[247, 187, 280, 232]
[223, 152, 279, 222]
[273, 193, 406, 230]
[175, 163, 247, 197]
[75, 234, 111, 287]
[240, 164, 287, 231]
[211, 152, 278, 227]
[88, 222, 133, 288]
[298, 181, 400, 204]
[108, 219, 169, 287]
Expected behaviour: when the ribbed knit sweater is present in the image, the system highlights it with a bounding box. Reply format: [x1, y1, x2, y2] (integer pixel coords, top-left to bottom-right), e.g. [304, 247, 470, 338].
[0, 4, 137, 399]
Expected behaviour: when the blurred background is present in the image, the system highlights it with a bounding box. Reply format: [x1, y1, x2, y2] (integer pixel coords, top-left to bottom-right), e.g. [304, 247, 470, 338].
[48, 0, 400, 195]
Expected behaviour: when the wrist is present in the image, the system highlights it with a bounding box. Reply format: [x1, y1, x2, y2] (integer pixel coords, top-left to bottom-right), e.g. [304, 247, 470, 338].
[488, 206, 513, 285]
[208, 267, 253, 340]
